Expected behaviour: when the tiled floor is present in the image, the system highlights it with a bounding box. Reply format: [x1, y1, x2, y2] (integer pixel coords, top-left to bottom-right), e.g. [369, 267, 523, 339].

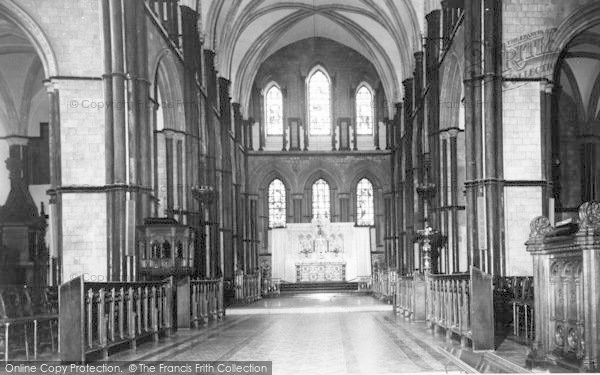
[114, 313, 465, 374]
[6, 294, 542, 374]
[111, 295, 466, 374]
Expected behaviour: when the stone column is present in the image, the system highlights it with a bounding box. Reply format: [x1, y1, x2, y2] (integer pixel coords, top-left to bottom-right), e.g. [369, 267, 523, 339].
[394, 102, 404, 272]
[374, 120, 380, 150]
[426, 10, 441, 229]
[218, 77, 233, 279]
[440, 131, 449, 273]
[109, 0, 127, 281]
[541, 82, 554, 217]
[246, 118, 254, 151]
[259, 94, 265, 151]
[403, 78, 414, 273]
[463, 0, 482, 269]
[448, 128, 460, 273]
[46, 85, 61, 201]
[483, 0, 504, 276]
[414, 51, 425, 229]
[150, 98, 160, 217]
[352, 117, 358, 151]
[136, 0, 152, 223]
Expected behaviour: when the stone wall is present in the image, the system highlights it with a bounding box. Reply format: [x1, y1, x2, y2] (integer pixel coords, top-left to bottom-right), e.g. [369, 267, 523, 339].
[247, 151, 392, 254]
[500, 0, 598, 275]
[249, 37, 387, 152]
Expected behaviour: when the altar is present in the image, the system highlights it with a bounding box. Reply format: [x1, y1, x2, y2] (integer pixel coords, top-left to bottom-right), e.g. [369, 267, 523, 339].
[296, 262, 345, 282]
[269, 217, 371, 283]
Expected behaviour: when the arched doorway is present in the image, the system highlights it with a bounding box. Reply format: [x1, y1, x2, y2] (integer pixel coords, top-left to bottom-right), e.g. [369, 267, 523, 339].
[552, 24, 600, 221]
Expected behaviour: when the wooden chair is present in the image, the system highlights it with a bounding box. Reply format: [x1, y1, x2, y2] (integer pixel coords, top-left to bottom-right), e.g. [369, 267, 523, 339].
[0, 287, 31, 361]
[510, 277, 534, 344]
[25, 286, 58, 357]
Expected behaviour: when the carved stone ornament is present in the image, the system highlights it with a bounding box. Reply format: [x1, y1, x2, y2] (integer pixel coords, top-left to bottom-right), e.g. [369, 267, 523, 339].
[529, 216, 553, 239]
[578, 201, 600, 230]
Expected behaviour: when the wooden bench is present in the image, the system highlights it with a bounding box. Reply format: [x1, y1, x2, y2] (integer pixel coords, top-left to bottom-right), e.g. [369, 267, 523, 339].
[176, 277, 223, 329]
[59, 276, 174, 363]
[0, 285, 58, 361]
[394, 275, 427, 321]
[426, 267, 494, 350]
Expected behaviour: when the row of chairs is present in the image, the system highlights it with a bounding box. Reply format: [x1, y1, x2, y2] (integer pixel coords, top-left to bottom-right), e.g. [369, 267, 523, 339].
[494, 277, 534, 344]
[0, 285, 58, 361]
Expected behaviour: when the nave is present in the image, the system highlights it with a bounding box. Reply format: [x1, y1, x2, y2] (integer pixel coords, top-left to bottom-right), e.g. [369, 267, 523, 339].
[96, 294, 535, 375]
[3, 0, 600, 373]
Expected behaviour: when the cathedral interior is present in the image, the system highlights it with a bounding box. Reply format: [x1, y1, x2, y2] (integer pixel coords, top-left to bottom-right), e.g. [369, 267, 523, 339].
[1, 0, 600, 373]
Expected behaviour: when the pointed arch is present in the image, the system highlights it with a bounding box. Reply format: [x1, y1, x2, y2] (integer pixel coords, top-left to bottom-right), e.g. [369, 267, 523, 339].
[152, 49, 186, 132]
[302, 169, 340, 192]
[0, 0, 58, 78]
[268, 178, 287, 228]
[306, 65, 332, 135]
[355, 82, 375, 135]
[550, 2, 600, 60]
[263, 81, 283, 136]
[356, 178, 374, 226]
[312, 178, 330, 219]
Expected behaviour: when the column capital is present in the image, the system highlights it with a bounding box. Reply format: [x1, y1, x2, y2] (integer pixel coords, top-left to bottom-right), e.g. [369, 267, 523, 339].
[44, 80, 58, 93]
[447, 128, 460, 138]
[1, 136, 29, 146]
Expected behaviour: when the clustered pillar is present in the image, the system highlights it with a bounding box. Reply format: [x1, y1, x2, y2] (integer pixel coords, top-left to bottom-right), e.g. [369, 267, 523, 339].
[393, 1, 504, 276]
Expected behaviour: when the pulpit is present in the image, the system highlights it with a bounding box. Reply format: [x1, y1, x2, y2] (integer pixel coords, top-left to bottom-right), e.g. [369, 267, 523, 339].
[136, 218, 196, 279]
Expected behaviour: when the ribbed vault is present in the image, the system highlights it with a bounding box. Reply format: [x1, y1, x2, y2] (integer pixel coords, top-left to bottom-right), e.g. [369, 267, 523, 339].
[203, 0, 420, 117]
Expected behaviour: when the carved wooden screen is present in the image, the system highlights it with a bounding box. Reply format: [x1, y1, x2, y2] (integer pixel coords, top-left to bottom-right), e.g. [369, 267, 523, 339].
[549, 258, 584, 363]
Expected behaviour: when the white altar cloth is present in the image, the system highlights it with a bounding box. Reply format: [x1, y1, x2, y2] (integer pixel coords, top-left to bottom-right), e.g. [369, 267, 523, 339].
[269, 222, 371, 282]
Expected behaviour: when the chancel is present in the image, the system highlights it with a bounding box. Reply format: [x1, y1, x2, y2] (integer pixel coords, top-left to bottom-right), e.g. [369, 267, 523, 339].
[1, 0, 600, 373]
[270, 215, 371, 283]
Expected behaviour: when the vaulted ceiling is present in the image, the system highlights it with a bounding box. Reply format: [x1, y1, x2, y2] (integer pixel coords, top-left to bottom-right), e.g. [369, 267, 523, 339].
[199, 0, 422, 117]
[0, 16, 46, 137]
[559, 24, 600, 122]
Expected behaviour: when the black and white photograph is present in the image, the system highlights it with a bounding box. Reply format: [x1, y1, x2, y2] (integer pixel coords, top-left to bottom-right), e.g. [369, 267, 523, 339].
[0, 0, 598, 373]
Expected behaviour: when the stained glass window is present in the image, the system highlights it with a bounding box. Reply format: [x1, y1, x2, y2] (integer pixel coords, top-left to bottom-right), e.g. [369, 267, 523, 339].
[308, 69, 331, 135]
[356, 85, 374, 135]
[312, 179, 330, 219]
[265, 84, 283, 135]
[268, 179, 286, 228]
[356, 178, 374, 226]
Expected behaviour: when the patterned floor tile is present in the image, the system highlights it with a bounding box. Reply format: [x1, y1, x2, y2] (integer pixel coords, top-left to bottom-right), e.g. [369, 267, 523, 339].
[114, 296, 465, 374]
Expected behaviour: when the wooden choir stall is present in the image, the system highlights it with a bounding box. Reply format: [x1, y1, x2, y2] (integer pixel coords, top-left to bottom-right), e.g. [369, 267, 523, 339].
[526, 202, 600, 372]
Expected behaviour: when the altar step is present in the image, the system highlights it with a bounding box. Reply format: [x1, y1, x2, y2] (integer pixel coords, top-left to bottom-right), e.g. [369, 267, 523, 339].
[280, 281, 360, 294]
[227, 294, 392, 315]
